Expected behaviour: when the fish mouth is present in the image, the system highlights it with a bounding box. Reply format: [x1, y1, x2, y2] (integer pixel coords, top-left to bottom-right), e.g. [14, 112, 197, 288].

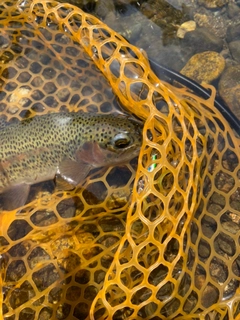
[106, 141, 140, 155]
[103, 140, 141, 166]
[115, 142, 141, 160]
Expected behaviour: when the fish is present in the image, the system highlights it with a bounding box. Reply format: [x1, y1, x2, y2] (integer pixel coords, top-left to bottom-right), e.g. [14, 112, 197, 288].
[0, 112, 142, 210]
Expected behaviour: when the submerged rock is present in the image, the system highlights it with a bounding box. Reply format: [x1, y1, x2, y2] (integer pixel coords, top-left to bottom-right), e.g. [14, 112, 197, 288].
[177, 20, 196, 38]
[227, 2, 240, 19]
[229, 40, 240, 63]
[181, 51, 225, 83]
[226, 22, 240, 43]
[181, 27, 224, 55]
[219, 65, 240, 120]
[198, 0, 229, 9]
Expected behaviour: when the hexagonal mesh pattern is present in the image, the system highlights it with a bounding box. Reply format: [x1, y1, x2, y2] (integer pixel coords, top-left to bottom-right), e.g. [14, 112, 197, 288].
[0, 0, 122, 121]
[0, 1, 240, 320]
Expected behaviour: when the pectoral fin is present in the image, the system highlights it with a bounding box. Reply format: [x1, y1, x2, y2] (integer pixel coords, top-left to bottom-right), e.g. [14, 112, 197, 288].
[0, 184, 30, 211]
[56, 159, 92, 188]
[76, 141, 106, 165]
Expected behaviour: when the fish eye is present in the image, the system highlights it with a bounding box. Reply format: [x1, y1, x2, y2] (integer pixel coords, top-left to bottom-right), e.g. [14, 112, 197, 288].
[112, 133, 131, 149]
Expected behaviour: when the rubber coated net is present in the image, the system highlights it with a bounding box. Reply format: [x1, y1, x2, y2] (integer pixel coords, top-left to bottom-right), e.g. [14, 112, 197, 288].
[0, 1, 239, 319]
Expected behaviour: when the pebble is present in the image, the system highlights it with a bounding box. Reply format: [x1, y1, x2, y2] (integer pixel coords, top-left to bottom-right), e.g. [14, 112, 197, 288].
[177, 20, 196, 38]
[194, 12, 229, 39]
[198, 0, 229, 9]
[222, 221, 240, 235]
[218, 65, 240, 120]
[229, 40, 240, 63]
[215, 232, 236, 256]
[226, 22, 240, 43]
[227, 2, 240, 19]
[180, 51, 225, 84]
[201, 283, 219, 308]
[210, 257, 228, 283]
[7, 106, 19, 114]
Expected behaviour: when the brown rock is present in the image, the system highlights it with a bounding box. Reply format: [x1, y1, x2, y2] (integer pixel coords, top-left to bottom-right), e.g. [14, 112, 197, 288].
[218, 65, 240, 120]
[229, 40, 240, 63]
[177, 20, 196, 38]
[181, 51, 225, 83]
[198, 0, 229, 9]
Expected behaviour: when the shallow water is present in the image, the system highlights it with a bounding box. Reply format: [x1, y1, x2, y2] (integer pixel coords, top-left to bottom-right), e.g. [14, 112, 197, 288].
[0, 1, 240, 320]
[74, 0, 240, 122]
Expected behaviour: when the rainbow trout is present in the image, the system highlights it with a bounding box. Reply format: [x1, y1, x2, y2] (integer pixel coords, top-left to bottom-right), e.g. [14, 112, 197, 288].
[0, 112, 142, 210]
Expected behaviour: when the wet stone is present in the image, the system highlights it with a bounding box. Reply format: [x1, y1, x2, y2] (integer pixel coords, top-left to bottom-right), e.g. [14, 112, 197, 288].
[31, 76, 44, 87]
[27, 247, 51, 269]
[226, 22, 240, 43]
[210, 191, 226, 207]
[30, 210, 58, 227]
[0, 51, 14, 64]
[177, 20, 196, 38]
[160, 297, 180, 317]
[193, 10, 228, 40]
[33, 297, 45, 306]
[222, 221, 240, 234]
[232, 256, 240, 277]
[94, 269, 106, 284]
[182, 291, 198, 313]
[57, 252, 81, 273]
[39, 307, 53, 319]
[2, 303, 8, 315]
[221, 211, 240, 227]
[230, 200, 240, 211]
[218, 65, 240, 120]
[32, 264, 60, 291]
[48, 287, 63, 304]
[223, 279, 239, 300]
[181, 51, 225, 83]
[198, 0, 229, 9]
[227, 2, 240, 18]
[215, 170, 235, 193]
[7, 106, 19, 114]
[229, 40, 240, 63]
[201, 283, 219, 308]
[198, 239, 211, 260]
[17, 71, 32, 83]
[0, 35, 10, 49]
[8, 242, 29, 257]
[181, 27, 224, 55]
[214, 232, 236, 256]
[6, 260, 27, 281]
[31, 89, 44, 101]
[7, 220, 33, 241]
[210, 257, 228, 283]
[9, 280, 35, 309]
[201, 214, 217, 238]
[66, 286, 81, 301]
[0, 236, 9, 246]
[31, 102, 45, 113]
[207, 203, 222, 215]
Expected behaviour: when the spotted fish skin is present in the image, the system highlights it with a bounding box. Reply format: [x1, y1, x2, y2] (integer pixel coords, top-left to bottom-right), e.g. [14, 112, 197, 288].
[0, 112, 142, 209]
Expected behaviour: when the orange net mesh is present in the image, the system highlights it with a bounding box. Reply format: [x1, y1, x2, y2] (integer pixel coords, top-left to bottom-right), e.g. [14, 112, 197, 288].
[0, 1, 240, 319]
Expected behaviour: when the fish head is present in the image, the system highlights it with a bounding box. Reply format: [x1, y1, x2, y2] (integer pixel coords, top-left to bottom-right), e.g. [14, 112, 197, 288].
[104, 116, 143, 162]
[77, 114, 143, 167]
